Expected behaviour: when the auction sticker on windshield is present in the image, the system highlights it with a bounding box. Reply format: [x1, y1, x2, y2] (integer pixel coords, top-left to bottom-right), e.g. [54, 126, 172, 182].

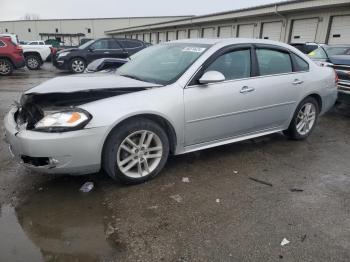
[182, 47, 206, 53]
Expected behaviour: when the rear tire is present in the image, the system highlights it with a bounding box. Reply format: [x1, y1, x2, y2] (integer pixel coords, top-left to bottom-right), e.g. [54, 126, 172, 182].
[0, 58, 13, 76]
[102, 118, 169, 184]
[283, 97, 319, 140]
[70, 58, 86, 73]
[25, 55, 41, 70]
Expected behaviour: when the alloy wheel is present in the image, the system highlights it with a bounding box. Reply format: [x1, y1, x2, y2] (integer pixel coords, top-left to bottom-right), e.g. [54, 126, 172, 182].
[117, 130, 163, 178]
[27, 57, 39, 69]
[72, 60, 85, 73]
[296, 102, 316, 136]
[0, 60, 11, 75]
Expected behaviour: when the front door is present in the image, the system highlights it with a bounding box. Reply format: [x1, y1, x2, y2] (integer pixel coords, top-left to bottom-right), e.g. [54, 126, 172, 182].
[184, 47, 258, 146]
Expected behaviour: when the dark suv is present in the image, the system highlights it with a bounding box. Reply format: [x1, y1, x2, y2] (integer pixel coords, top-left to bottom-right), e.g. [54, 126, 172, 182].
[0, 37, 25, 76]
[53, 38, 149, 73]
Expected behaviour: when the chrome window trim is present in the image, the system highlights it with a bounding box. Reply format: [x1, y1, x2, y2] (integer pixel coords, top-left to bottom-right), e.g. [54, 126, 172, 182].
[186, 71, 309, 89]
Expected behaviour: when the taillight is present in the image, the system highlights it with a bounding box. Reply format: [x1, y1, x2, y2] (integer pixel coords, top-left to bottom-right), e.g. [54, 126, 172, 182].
[15, 45, 23, 54]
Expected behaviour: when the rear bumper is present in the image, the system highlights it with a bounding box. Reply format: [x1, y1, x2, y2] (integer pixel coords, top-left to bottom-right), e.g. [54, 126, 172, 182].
[320, 88, 337, 115]
[4, 107, 108, 175]
[337, 80, 350, 105]
[13, 57, 25, 69]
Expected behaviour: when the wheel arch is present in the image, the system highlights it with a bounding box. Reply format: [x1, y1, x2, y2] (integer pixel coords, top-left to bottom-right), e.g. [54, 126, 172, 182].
[24, 51, 43, 62]
[0, 56, 14, 66]
[101, 113, 178, 162]
[307, 93, 322, 112]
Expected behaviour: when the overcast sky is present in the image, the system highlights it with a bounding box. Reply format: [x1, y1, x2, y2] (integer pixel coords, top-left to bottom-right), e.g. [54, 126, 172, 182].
[0, 0, 285, 21]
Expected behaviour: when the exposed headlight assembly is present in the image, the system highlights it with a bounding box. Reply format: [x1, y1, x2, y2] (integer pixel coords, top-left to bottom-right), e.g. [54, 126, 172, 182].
[57, 52, 70, 58]
[34, 109, 92, 132]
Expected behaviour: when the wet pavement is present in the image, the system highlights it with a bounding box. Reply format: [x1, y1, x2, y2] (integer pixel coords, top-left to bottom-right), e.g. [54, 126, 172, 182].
[0, 64, 349, 261]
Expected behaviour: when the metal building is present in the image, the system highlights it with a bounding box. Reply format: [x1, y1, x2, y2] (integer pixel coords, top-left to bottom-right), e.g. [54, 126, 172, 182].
[0, 16, 192, 46]
[105, 0, 350, 45]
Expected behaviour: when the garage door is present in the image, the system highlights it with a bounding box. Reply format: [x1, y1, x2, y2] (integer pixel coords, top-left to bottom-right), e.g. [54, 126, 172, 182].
[177, 30, 187, 39]
[261, 21, 283, 41]
[158, 32, 166, 43]
[218, 26, 232, 38]
[151, 33, 157, 44]
[238, 24, 255, 38]
[143, 33, 151, 43]
[202, 27, 216, 38]
[290, 18, 319, 44]
[137, 34, 143, 41]
[328, 15, 350, 44]
[167, 31, 176, 41]
[189, 29, 200, 38]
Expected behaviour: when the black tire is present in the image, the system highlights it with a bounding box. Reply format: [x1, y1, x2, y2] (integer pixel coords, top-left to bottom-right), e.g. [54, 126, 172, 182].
[25, 55, 41, 70]
[102, 118, 170, 184]
[283, 97, 319, 140]
[70, 58, 86, 73]
[0, 58, 13, 76]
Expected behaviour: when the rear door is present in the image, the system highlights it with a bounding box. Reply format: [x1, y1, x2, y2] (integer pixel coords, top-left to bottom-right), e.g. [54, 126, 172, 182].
[118, 39, 145, 56]
[251, 45, 304, 130]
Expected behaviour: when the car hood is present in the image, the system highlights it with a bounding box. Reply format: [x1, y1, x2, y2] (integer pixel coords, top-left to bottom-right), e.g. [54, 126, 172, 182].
[328, 55, 350, 66]
[57, 48, 79, 54]
[25, 73, 162, 94]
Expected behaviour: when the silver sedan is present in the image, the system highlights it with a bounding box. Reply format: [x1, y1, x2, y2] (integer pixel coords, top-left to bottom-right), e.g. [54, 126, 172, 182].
[4, 39, 338, 184]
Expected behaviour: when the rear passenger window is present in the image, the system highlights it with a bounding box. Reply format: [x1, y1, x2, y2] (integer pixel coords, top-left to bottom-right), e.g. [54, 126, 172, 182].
[292, 54, 309, 71]
[119, 40, 143, 49]
[205, 49, 251, 80]
[256, 49, 292, 76]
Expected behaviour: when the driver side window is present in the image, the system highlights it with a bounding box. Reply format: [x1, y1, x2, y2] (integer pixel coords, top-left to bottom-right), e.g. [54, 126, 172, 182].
[90, 39, 110, 50]
[205, 49, 251, 81]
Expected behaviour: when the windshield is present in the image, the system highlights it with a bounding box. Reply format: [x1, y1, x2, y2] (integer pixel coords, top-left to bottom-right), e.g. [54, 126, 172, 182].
[79, 40, 95, 49]
[117, 43, 211, 85]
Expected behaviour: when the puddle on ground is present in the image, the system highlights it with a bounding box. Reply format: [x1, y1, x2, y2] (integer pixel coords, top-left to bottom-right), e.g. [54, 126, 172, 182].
[0, 177, 120, 261]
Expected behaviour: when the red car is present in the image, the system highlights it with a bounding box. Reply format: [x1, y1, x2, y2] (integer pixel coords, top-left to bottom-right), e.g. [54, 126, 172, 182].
[0, 37, 25, 76]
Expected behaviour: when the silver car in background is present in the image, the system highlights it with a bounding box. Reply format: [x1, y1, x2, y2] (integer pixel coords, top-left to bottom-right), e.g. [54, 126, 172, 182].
[4, 39, 338, 184]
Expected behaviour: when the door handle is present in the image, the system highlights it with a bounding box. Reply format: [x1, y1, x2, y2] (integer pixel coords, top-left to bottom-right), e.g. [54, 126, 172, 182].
[293, 79, 304, 85]
[103, 51, 110, 54]
[240, 86, 255, 94]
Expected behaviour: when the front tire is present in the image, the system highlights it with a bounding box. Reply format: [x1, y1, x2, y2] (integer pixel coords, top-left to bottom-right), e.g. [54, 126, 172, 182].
[70, 58, 86, 73]
[0, 58, 13, 76]
[102, 118, 170, 184]
[25, 55, 41, 70]
[283, 97, 319, 140]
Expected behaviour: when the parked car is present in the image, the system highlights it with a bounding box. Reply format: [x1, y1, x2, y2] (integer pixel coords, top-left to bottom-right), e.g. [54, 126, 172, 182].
[290, 42, 321, 54]
[308, 44, 350, 61]
[307, 44, 350, 104]
[0, 33, 19, 45]
[0, 36, 25, 76]
[85, 57, 129, 73]
[4, 39, 337, 184]
[53, 38, 148, 73]
[20, 41, 52, 70]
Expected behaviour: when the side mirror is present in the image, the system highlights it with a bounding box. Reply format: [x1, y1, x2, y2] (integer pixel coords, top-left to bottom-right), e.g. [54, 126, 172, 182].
[88, 47, 94, 52]
[199, 71, 225, 84]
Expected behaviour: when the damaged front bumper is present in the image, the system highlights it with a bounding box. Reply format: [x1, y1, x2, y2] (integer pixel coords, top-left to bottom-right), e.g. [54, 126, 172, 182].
[4, 106, 108, 175]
